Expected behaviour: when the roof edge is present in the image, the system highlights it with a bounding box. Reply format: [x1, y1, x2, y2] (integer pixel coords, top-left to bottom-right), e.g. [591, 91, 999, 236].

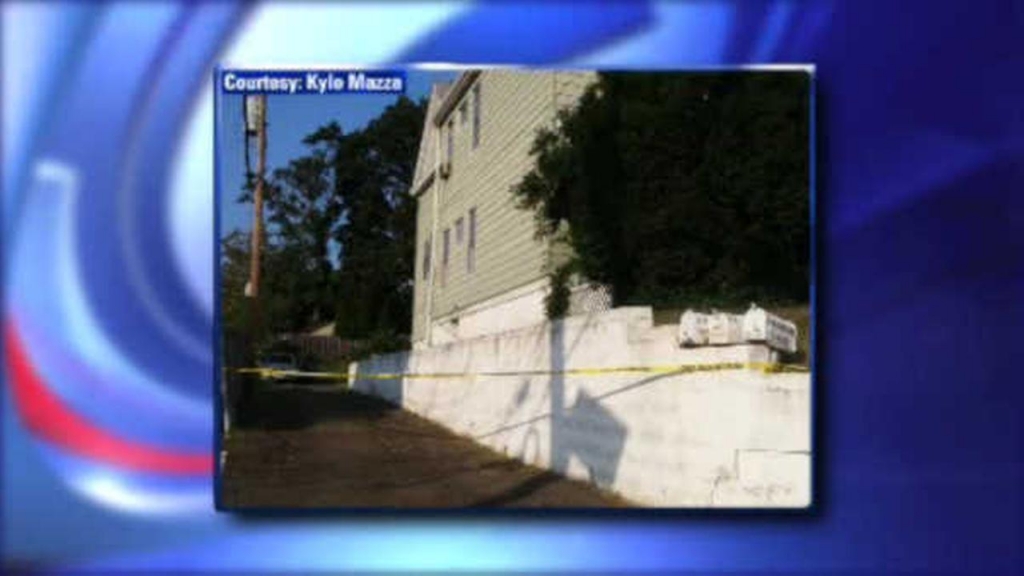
[432, 70, 481, 126]
[410, 171, 435, 197]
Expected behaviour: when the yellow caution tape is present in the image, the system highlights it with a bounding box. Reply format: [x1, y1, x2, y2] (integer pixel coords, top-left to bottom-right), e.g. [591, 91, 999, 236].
[233, 360, 808, 382]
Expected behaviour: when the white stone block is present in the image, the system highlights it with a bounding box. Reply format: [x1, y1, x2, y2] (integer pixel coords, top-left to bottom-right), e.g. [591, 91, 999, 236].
[742, 304, 799, 353]
[707, 311, 744, 345]
[677, 310, 709, 347]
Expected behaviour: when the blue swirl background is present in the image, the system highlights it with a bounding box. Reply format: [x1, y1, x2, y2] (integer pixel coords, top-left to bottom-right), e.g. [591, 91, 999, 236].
[2, 1, 1021, 573]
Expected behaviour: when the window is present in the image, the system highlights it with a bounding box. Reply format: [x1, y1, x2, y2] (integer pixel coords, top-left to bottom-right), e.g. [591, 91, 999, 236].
[446, 120, 454, 164]
[422, 239, 431, 280]
[471, 84, 481, 148]
[459, 101, 468, 125]
[467, 207, 477, 273]
[442, 228, 450, 286]
[455, 217, 464, 245]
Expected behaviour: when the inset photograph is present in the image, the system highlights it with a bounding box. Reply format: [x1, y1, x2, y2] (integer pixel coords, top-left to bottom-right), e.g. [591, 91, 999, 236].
[217, 68, 813, 509]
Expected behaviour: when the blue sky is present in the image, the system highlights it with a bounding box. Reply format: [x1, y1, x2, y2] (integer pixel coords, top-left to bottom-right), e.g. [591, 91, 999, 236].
[217, 69, 457, 240]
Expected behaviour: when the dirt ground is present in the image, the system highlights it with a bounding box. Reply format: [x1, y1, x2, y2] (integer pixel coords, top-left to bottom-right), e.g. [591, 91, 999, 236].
[221, 383, 632, 509]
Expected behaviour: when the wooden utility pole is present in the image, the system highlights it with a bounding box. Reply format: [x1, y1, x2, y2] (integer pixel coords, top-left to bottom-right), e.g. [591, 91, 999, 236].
[248, 94, 267, 299]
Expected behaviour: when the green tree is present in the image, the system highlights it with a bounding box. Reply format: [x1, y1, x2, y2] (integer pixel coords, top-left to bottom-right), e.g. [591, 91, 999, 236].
[263, 150, 340, 327]
[229, 96, 427, 346]
[220, 230, 252, 334]
[237, 147, 339, 332]
[513, 72, 810, 311]
[220, 229, 304, 340]
[306, 96, 426, 339]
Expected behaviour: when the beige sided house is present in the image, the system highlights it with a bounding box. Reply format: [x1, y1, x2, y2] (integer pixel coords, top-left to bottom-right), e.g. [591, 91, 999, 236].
[410, 70, 604, 348]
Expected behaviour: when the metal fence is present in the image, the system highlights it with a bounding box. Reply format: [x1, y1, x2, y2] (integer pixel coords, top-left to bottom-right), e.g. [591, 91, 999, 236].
[568, 282, 613, 316]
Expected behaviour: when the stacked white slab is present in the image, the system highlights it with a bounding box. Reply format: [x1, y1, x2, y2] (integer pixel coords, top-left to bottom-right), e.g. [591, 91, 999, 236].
[679, 304, 799, 353]
[350, 306, 810, 508]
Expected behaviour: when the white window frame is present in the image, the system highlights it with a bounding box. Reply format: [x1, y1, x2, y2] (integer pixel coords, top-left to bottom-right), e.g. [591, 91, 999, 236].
[422, 239, 431, 280]
[471, 83, 481, 149]
[467, 207, 477, 273]
[442, 227, 450, 287]
[446, 120, 454, 165]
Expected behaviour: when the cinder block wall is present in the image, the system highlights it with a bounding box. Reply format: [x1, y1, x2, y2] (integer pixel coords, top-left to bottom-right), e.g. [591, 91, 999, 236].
[351, 307, 811, 508]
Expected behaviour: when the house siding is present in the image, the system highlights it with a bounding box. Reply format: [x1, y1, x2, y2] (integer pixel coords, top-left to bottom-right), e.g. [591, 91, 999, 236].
[412, 182, 435, 342]
[412, 70, 597, 344]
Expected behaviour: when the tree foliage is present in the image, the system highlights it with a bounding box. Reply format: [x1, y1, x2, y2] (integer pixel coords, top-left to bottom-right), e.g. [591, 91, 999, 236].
[220, 229, 315, 340]
[308, 97, 425, 338]
[265, 151, 340, 327]
[513, 72, 810, 309]
[223, 95, 426, 344]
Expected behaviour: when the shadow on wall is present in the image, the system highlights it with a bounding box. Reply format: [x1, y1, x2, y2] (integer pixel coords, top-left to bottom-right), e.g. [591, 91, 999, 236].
[548, 318, 628, 490]
[565, 390, 627, 487]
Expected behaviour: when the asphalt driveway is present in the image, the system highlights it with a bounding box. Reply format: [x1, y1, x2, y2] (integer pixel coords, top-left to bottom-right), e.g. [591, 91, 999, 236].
[221, 384, 631, 509]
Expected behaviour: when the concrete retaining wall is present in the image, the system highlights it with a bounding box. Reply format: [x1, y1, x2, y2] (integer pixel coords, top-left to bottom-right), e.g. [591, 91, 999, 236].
[350, 306, 811, 508]
[425, 278, 548, 346]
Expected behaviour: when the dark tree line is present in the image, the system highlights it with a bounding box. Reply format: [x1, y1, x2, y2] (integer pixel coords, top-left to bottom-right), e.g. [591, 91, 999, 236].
[513, 72, 811, 312]
[222, 96, 426, 344]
